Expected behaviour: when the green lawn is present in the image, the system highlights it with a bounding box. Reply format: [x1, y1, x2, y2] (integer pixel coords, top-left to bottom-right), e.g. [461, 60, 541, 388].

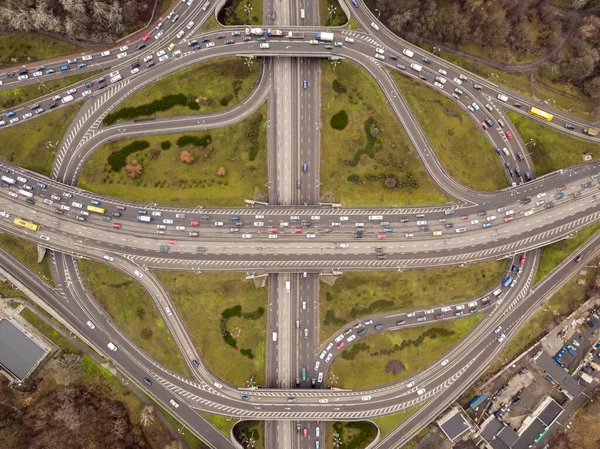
[320, 260, 505, 343]
[535, 222, 600, 284]
[109, 58, 261, 122]
[20, 307, 79, 353]
[201, 15, 222, 32]
[79, 103, 268, 208]
[370, 405, 423, 438]
[507, 111, 600, 176]
[488, 265, 598, 374]
[422, 45, 599, 121]
[233, 421, 264, 449]
[200, 413, 238, 437]
[328, 314, 484, 389]
[393, 73, 508, 191]
[320, 0, 348, 26]
[0, 103, 81, 176]
[79, 260, 191, 377]
[218, 0, 262, 25]
[0, 32, 82, 67]
[159, 0, 174, 15]
[0, 70, 101, 110]
[0, 233, 54, 286]
[320, 60, 450, 206]
[156, 272, 268, 387]
[326, 422, 376, 449]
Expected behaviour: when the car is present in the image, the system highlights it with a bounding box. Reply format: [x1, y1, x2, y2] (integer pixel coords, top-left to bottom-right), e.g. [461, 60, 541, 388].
[472, 103, 480, 111]
[142, 33, 151, 42]
[131, 67, 139, 74]
[9, 118, 19, 124]
[86, 320, 95, 329]
[119, 45, 129, 52]
[206, 42, 215, 48]
[242, 233, 252, 239]
[40, 234, 50, 241]
[107, 342, 118, 351]
[159, 55, 169, 62]
[241, 395, 250, 401]
[575, 254, 582, 263]
[303, 428, 308, 437]
[169, 399, 180, 408]
[375, 47, 385, 55]
[117, 52, 127, 58]
[497, 334, 506, 343]
[17, 74, 28, 81]
[22, 113, 32, 119]
[441, 358, 449, 366]
[32, 71, 42, 77]
[134, 270, 143, 278]
[155, 30, 164, 40]
[165, 306, 173, 316]
[481, 121, 489, 130]
[345, 37, 354, 43]
[495, 326, 502, 334]
[505, 131, 513, 139]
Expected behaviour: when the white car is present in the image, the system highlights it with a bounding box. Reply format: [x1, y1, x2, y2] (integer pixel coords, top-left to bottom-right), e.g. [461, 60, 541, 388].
[175, 226, 186, 231]
[438, 68, 447, 75]
[66, 88, 77, 95]
[375, 54, 385, 60]
[472, 102, 480, 111]
[498, 334, 506, 343]
[119, 45, 129, 51]
[495, 326, 502, 334]
[165, 306, 173, 316]
[169, 399, 179, 408]
[325, 353, 333, 362]
[268, 234, 278, 239]
[143, 55, 153, 62]
[8, 191, 18, 198]
[109, 70, 120, 78]
[86, 320, 95, 329]
[131, 68, 139, 74]
[22, 113, 32, 119]
[206, 42, 215, 48]
[314, 361, 320, 371]
[254, 221, 264, 227]
[242, 233, 252, 239]
[40, 235, 50, 241]
[103, 255, 115, 262]
[156, 22, 163, 30]
[319, 398, 328, 404]
[176, 30, 185, 39]
[345, 37, 354, 43]
[107, 342, 118, 351]
[134, 270, 143, 278]
[18, 74, 28, 81]
[339, 216, 349, 221]
[455, 227, 467, 233]
[101, 50, 111, 56]
[434, 81, 444, 89]
[406, 381, 415, 388]
[9, 118, 19, 124]
[347, 334, 356, 342]
[375, 47, 385, 54]
[306, 234, 316, 239]
[310, 215, 321, 220]
[156, 49, 166, 57]
[117, 52, 127, 59]
[259, 43, 270, 49]
[537, 192, 547, 199]
[155, 30, 164, 40]
[186, 20, 194, 29]
[163, 219, 173, 224]
[470, 219, 479, 225]
[82, 89, 92, 97]
[441, 358, 449, 366]
[453, 77, 463, 85]
[82, 55, 93, 61]
[33, 71, 42, 77]
[361, 395, 371, 401]
[159, 55, 169, 62]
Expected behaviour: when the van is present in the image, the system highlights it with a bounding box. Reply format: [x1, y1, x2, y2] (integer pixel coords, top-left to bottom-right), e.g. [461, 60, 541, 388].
[497, 94, 508, 102]
[402, 48, 414, 58]
[110, 74, 122, 83]
[61, 95, 74, 104]
[300, 8, 305, 19]
[410, 63, 422, 72]
[272, 332, 278, 342]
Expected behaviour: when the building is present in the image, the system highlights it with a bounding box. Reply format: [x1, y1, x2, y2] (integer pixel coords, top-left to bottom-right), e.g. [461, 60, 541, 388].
[0, 318, 50, 382]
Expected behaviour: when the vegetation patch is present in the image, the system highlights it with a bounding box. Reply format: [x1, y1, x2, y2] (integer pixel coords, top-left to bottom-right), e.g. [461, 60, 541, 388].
[331, 110, 349, 130]
[157, 272, 267, 387]
[328, 314, 484, 389]
[320, 60, 449, 206]
[107, 140, 150, 171]
[79, 260, 191, 377]
[0, 233, 54, 286]
[320, 261, 506, 343]
[507, 111, 600, 176]
[329, 422, 377, 449]
[233, 421, 264, 449]
[370, 405, 423, 438]
[103, 94, 192, 125]
[340, 342, 369, 361]
[0, 32, 82, 67]
[79, 104, 267, 208]
[320, 0, 348, 26]
[218, 0, 263, 25]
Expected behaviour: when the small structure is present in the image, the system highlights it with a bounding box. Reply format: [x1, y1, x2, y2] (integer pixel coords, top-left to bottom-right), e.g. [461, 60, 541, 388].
[0, 318, 50, 382]
[437, 407, 472, 441]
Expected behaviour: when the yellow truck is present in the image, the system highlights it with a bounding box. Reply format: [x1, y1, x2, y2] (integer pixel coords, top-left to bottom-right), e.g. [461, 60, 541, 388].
[583, 127, 598, 136]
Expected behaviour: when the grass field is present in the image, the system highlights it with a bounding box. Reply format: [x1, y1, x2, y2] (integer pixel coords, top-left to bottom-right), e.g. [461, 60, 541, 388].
[218, 0, 262, 25]
[325, 421, 377, 449]
[0, 233, 54, 286]
[320, 0, 348, 26]
[0, 70, 101, 110]
[156, 272, 268, 387]
[18, 307, 188, 449]
[0, 103, 81, 176]
[422, 45, 599, 121]
[79, 103, 267, 208]
[233, 421, 264, 449]
[370, 405, 423, 438]
[488, 264, 598, 374]
[328, 314, 484, 389]
[200, 413, 238, 437]
[320, 60, 450, 206]
[159, 0, 174, 15]
[79, 260, 191, 377]
[0, 32, 82, 67]
[319, 260, 506, 342]
[393, 73, 508, 191]
[201, 15, 222, 32]
[507, 111, 600, 176]
[111, 58, 261, 122]
[535, 222, 600, 284]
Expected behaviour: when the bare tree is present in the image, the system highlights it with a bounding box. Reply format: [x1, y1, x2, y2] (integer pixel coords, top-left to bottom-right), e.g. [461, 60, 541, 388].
[112, 417, 128, 439]
[164, 441, 183, 449]
[140, 405, 155, 427]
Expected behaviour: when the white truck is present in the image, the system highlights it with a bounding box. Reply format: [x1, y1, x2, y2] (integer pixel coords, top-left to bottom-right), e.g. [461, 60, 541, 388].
[285, 280, 291, 292]
[402, 48, 414, 58]
[316, 32, 334, 42]
[245, 27, 264, 36]
[410, 63, 422, 72]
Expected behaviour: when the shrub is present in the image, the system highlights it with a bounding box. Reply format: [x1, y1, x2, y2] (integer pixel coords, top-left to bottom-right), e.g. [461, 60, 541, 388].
[160, 140, 171, 150]
[220, 93, 234, 106]
[125, 160, 143, 179]
[176, 135, 211, 147]
[240, 348, 255, 359]
[341, 343, 369, 360]
[330, 110, 348, 130]
[187, 101, 200, 110]
[243, 307, 265, 320]
[103, 94, 188, 125]
[326, 292, 333, 302]
[222, 305, 242, 319]
[347, 174, 360, 183]
[179, 150, 195, 164]
[332, 79, 347, 93]
[107, 140, 150, 172]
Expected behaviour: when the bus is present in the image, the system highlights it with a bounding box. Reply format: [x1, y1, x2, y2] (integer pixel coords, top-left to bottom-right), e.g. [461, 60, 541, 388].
[301, 366, 307, 382]
[87, 205, 106, 214]
[13, 217, 40, 231]
[528, 107, 553, 122]
[1, 175, 15, 185]
[18, 189, 33, 198]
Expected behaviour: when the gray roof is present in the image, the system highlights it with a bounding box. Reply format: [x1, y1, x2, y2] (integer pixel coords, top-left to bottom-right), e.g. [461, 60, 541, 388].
[538, 399, 563, 427]
[0, 318, 47, 380]
[536, 353, 584, 397]
[513, 418, 547, 449]
[479, 416, 504, 442]
[497, 425, 519, 447]
[439, 411, 471, 440]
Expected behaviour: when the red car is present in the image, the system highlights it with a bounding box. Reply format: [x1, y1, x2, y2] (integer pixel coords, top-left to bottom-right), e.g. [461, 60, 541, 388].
[157, 230, 165, 235]
[294, 227, 303, 233]
[377, 233, 386, 239]
[268, 227, 278, 233]
[519, 255, 525, 264]
[116, 205, 126, 210]
[557, 186, 566, 192]
[303, 428, 308, 438]
[460, 215, 469, 220]
[481, 122, 488, 130]
[505, 131, 513, 140]
[190, 220, 200, 226]
[336, 341, 345, 350]
[168, 239, 177, 244]
[504, 216, 514, 222]
[142, 33, 151, 42]
[112, 223, 122, 229]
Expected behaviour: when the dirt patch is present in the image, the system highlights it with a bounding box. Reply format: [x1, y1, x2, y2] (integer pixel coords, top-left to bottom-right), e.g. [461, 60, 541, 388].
[385, 360, 406, 375]
[319, 275, 339, 287]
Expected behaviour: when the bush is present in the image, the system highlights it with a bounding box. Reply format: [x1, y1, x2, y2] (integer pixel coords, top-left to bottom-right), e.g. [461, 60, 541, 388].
[330, 110, 348, 130]
[247, 113, 264, 161]
[176, 135, 212, 148]
[240, 348, 255, 359]
[326, 292, 333, 302]
[220, 94, 234, 106]
[347, 174, 360, 183]
[160, 140, 171, 150]
[107, 140, 150, 172]
[187, 101, 200, 110]
[103, 94, 188, 125]
[341, 343, 369, 360]
[222, 305, 242, 319]
[243, 307, 265, 320]
[332, 79, 347, 93]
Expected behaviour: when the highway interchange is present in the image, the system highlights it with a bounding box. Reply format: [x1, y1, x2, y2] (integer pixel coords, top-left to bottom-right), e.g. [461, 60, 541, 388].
[0, 0, 599, 448]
